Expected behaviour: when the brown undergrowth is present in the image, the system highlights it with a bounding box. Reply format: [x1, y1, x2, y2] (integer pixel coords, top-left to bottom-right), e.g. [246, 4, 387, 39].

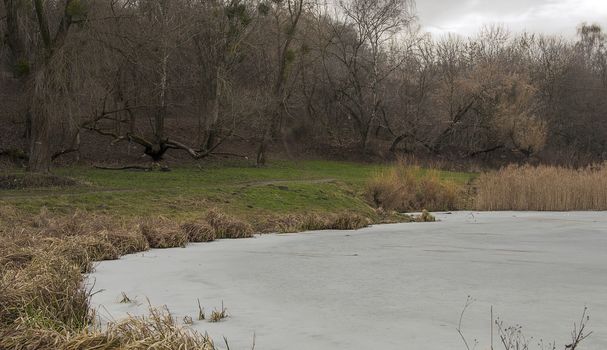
[0, 205, 388, 349]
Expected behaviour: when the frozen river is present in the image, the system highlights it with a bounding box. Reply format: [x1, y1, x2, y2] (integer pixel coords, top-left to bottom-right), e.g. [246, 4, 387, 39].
[89, 212, 607, 349]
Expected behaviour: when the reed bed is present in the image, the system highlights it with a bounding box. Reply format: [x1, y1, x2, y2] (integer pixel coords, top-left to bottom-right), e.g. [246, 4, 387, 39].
[475, 164, 607, 211]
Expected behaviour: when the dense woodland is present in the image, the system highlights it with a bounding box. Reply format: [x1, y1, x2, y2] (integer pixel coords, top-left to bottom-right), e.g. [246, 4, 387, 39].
[0, 0, 606, 172]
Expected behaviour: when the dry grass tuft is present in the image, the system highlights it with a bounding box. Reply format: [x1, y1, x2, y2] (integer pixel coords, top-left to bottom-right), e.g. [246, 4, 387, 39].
[100, 229, 149, 256]
[0, 305, 216, 350]
[328, 212, 371, 230]
[374, 208, 413, 224]
[50, 235, 119, 273]
[208, 302, 228, 323]
[197, 299, 205, 321]
[139, 217, 188, 248]
[413, 209, 436, 222]
[205, 209, 254, 239]
[0, 205, 20, 225]
[99, 306, 216, 349]
[255, 211, 375, 233]
[120, 292, 132, 304]
[30, 209, 119, 237]
[475, 163, 607, 211]
[261, 213, 332, 233]
[181, 222, 216, 242]
[0, 236, 36, 270]
[0, 252, 89, 333]
[366, 162, 460, 212]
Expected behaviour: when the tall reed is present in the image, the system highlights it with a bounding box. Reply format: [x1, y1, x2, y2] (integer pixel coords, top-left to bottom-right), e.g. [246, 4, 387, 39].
[475, 164, 607, 210]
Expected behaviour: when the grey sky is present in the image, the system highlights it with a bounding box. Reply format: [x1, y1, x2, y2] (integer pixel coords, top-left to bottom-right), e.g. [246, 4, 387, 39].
[416, 0, 607, 37]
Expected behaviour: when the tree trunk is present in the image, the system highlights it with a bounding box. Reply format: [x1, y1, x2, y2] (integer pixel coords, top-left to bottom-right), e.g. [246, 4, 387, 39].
[205, 68, 221, 151]
[359, 122, 371, 152]
[390, 134, 407, 153]
[27, 111, 51, 173]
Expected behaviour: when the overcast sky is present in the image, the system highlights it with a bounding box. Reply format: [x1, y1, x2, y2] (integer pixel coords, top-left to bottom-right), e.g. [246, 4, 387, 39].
[417, 0, 607, 37]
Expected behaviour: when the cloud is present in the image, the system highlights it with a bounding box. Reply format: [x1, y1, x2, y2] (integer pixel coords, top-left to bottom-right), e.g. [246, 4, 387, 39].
[418, 0, 607, 37]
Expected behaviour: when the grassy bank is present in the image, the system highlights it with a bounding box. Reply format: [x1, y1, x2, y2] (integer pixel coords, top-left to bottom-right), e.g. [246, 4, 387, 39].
[0, 160, 473, 219]
[0, 160, 473, 349]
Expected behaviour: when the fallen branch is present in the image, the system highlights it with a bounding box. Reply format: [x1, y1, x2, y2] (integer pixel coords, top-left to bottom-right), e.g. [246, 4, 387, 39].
[93, 164, 170, 171]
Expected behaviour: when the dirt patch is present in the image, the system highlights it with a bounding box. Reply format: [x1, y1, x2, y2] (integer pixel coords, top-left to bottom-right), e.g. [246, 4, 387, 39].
[0, 174, 79, 190]
[240, 178, 337, 187]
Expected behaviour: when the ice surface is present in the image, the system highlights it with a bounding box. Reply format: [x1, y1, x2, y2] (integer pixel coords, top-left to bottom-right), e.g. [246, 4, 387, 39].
[89, 212, 607, 349]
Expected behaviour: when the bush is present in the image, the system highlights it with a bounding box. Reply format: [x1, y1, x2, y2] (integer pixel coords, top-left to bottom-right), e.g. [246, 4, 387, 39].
[475, 163, 607, 210]
[365, 163, 460, 212]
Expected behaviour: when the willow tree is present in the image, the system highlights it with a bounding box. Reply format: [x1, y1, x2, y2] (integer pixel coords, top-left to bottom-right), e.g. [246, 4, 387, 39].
[9, 0, 86, 173]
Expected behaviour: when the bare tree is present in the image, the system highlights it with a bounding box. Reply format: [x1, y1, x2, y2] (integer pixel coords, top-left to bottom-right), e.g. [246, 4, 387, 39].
[321, 0, 415, 151]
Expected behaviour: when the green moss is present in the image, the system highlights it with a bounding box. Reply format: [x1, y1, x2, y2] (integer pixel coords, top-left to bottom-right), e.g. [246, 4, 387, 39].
[14, 60, 30, 77]
[66, 0, 86, 18]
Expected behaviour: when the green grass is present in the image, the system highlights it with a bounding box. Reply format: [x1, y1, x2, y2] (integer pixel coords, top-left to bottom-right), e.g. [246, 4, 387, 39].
[0, 160, 475, 219]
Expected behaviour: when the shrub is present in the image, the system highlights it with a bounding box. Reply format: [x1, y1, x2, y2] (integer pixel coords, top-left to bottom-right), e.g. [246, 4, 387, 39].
[365, 163, 460, 212]
[475, 163, 607, 210]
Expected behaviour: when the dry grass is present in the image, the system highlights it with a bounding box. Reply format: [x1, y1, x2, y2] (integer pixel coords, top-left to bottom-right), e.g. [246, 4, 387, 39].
[100, 229, 149, 256]
[180, 222, 216, 242]
[1, 252, 90, 333]
[0, 204, 390, 348]
[328, 212, 371, 230]
[260, 213, 330, 233]
[0, 305, 216, 350]
[413, 209, 436, 222]
[0, 207, 221, 349]
[139, 217, 188, 248]
[366, 162, 460, 212]
[50, 235, 119, 273]
[208, 302, 228, 323]
[475, 164, 607, 211]
[254, 211, 376, 233]
[205, 208, 254, 239]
